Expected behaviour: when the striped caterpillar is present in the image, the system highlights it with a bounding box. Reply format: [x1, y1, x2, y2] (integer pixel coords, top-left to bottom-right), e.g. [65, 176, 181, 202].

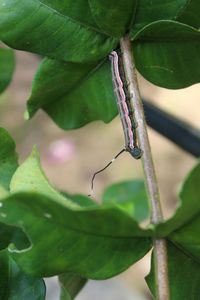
[88, 50, 142, 196]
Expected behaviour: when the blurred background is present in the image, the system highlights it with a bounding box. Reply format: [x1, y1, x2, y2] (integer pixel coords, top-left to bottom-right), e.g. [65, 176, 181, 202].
[0, 51, 199, 299]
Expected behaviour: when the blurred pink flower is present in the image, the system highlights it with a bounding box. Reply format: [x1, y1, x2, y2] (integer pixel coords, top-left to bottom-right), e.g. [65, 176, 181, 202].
[46, 138, 75, 164]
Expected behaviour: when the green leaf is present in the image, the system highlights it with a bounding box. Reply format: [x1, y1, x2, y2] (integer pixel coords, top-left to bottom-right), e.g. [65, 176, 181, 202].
[132, 20, 200, 88]
[89, 0, 137, 37]
[156, 159, 200, 237]
[39, 0, 99, 30]
[168, 160, 200, 259]
[102, 180, 150, 223]
[0, 192, 152, 279]
[153, 160, 200, 279]
[62, 193, 97, 208]
[170, 216, 200, 262]
[59, 273, 87, 300]
[0, 128, 29, 251]
[146, 241, 200, 299]
[0, 0, 117, 63]
[27, 20, 200, 125]
[0, 149, 152, 278]
[0, 127, 18, 190]
[10, 146, 79, 209]
[0, 47, 15, 93]
[0, 250, 46, 300]
[176, 0, 200, 28]
[132, 0, 188, 34]
[27, 58, 117, 129]
[0, 219, 29, 251]
[0, 185, 9, 199]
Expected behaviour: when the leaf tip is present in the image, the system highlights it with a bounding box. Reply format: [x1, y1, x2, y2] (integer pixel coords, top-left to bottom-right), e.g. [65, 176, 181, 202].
[31, 145, 40, 160]
[24, 110, 30, 120]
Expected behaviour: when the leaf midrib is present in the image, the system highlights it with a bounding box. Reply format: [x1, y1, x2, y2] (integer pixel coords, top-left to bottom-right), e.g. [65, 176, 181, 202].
[5, 197, 150, 240]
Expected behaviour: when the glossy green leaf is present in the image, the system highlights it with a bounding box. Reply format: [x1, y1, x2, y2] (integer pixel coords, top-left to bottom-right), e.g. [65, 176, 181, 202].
[132, 0, 188, 34]
[59, 273, 87, 300]
[176, 0, 200, 28]
[170, 216, 200, 262]
[132, 0, 200, 35]
[156, 159, 200, 237]
[40, 0, 99, 30]
[0, 47, 15, 93]
[1, 0, 200, 94]
[146, 241, 200, 299]
[102, 180, 150, 223]
[89, 0, 137, 37]
[168, 160, 200, 260]
[0, 127, 18, 190]
[0, 149, 153, 278]
[27, 58, 97, 118]
[132, 21, 200, 88]
[27, 58, 117, 129]
[152, 160, 200, 288]
[28, 19, 200, 126]
[0, 129, 29, 250]
[1, 192, 152, 279]
[0, 250, 45, 300]
[0, 0, 117, 63]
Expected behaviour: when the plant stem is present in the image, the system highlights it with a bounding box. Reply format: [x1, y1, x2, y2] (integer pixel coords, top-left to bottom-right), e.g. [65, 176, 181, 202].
[120, 35, 169, 300]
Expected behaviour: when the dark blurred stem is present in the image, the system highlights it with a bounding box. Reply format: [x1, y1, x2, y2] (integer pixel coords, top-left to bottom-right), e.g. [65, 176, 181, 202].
[120, 36, 169, 300]
[143, 100, 200, 157]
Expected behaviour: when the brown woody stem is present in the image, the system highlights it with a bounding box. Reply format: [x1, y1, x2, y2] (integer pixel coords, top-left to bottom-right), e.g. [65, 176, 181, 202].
[120, 35, 169, 300]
